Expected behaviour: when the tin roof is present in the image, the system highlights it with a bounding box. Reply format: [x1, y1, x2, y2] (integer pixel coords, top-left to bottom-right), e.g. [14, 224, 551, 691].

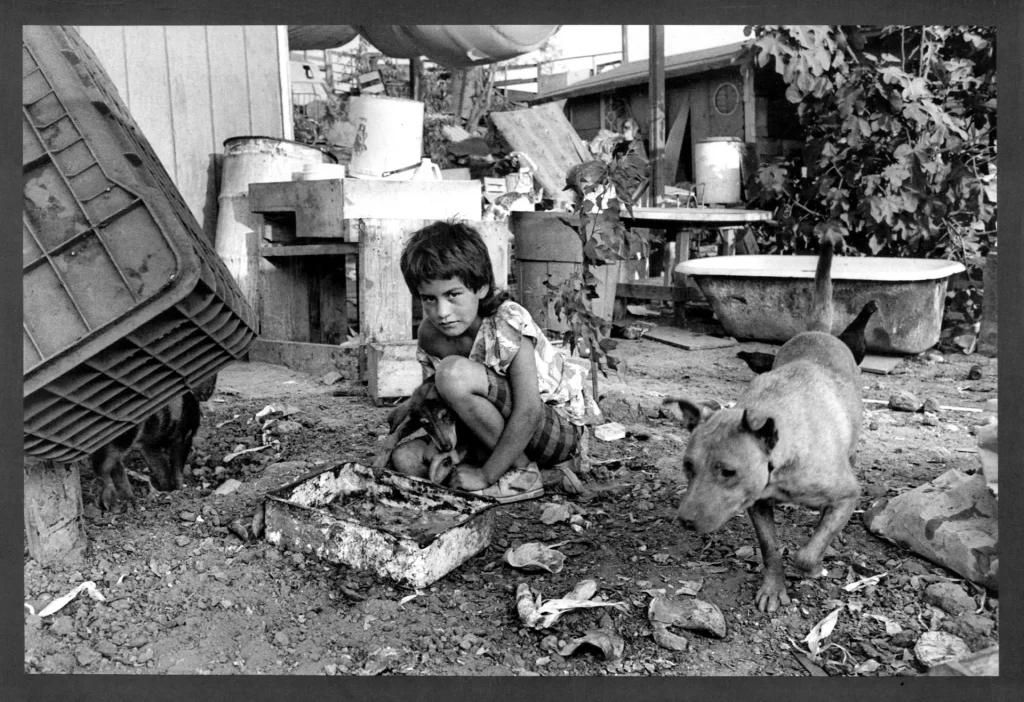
[531, 40, 752, 103]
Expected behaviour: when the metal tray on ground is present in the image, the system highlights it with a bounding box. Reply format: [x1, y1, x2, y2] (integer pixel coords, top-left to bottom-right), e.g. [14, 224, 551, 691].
[263, 462, 497, 588]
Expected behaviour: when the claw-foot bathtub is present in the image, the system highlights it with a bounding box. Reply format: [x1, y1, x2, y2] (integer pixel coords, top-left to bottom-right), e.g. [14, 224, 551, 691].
[677, 255, 966, 354]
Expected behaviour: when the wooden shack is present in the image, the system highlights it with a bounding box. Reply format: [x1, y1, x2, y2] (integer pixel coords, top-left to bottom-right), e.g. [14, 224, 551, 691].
[530, 42, 801, 193]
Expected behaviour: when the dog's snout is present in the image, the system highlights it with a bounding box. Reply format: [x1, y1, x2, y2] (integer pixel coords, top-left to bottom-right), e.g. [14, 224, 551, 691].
[673, 511, 696, 530]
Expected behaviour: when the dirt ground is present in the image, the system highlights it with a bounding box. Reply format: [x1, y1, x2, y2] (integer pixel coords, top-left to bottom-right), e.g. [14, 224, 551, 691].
[23, 314, 999, 677]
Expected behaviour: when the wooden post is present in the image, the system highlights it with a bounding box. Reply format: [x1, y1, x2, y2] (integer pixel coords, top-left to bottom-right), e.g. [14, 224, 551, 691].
[410, 57, 422, 101]
[24, 458, 88, 566]
[648, 25, 666, 206]
[621, 25, 629, 63]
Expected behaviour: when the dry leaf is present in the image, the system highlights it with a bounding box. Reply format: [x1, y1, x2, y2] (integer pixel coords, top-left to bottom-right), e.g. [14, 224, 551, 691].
[558, 629, 625, 661]
[504, 543, 567, 574]
[803, 606, 842, 657]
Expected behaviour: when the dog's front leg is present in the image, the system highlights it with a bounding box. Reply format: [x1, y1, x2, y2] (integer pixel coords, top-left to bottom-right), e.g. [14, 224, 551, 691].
[793, 495, 857, 577]
[748, 499, 790, 613]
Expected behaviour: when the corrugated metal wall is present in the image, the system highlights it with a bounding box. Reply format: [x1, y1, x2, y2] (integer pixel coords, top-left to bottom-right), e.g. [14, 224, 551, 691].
[76, 26, 291, 239]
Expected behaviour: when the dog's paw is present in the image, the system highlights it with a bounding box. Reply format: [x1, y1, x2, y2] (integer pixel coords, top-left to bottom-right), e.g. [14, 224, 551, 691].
[792, 548, 826, 577]
[755, 574, 791, 613]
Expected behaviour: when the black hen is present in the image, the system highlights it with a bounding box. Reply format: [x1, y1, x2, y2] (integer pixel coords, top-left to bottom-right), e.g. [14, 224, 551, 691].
[838, 300, 879, 365]
[737, 350, 776, 375]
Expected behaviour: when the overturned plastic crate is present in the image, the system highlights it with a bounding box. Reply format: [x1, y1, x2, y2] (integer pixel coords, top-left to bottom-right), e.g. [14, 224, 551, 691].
[23, 26, 257, 463]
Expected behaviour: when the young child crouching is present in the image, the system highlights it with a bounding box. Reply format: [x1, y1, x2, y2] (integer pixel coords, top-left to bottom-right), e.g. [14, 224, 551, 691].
[385, 220, 601, 503]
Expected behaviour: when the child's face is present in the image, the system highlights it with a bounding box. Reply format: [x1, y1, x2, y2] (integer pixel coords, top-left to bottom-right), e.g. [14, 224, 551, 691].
[417, 278, 488, 337]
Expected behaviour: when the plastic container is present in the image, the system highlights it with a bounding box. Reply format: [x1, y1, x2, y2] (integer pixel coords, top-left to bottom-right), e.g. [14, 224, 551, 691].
[409, 158, 441, 182]
[347, 95, 424, 180]
[22, 26, 258, 462]
[299, 162, 347, 181]
[694, 137, 744, 205]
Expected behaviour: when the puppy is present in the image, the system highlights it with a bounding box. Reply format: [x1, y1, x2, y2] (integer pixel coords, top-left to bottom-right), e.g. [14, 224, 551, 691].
[665, 226, 862, 613]
[376, 377, 465, 484]
[91, 374, 216, 512]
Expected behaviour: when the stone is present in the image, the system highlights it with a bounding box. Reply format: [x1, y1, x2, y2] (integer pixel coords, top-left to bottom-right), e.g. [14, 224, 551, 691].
[955, 612, 995, 638]
[863, 470, 997, 590]
[214, 479, 243, 496]
[594, 422, 627, 442]
[889, 391, 921, 412]
[976, 420, 997, 496]
[96, 640, 118, 658]
[922, 397, 941, 413]
[321, 371, 343, 386]
[924, 582, 975, 616]
[274, 632, 290, 647]
[914, 631, 971, 669]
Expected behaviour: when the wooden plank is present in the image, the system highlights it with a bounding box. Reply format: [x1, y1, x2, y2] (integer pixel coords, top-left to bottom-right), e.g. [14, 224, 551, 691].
[357, 219, 431, 343]
[340, 180, 482, 240]
[664, 92, 691, 185]
[474, 221, 512, 289]
[490, 103, 594, 198]
[244, 26, 286, 138]
[123, 27, 175, 176]
[623, 207, 772, 226]
[24, 458, 88, 566]
[260, 243, 358, 257]
[646, 326, 738, 350]
[259, 256, 311, 342]
[248, 338, 359, 379]
[860, 354, 904, 375]
[206, 25, 252, 152]
[617, 281, 691, 303]
[165, 26, 217, 232]
[367, 341, 422, 403]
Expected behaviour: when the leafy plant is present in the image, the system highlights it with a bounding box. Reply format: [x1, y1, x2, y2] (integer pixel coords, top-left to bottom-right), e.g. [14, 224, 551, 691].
[543, 150, 654, 397]
[742, 25, 996, 334]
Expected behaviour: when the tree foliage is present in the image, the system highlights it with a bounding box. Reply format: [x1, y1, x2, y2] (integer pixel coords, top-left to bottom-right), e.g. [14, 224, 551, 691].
[743, 25, 996, 326]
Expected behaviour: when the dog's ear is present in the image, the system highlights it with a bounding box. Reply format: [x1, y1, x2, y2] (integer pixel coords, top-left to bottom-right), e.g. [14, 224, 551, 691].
[741, 409, 778, 452]
[663, 398, 714, 431]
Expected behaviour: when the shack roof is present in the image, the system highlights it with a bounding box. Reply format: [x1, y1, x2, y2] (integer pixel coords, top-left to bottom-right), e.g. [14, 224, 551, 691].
[530, 41, 752, 104]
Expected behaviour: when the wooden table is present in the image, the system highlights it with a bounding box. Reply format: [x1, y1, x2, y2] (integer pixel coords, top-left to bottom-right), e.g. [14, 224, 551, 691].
[619, 206, 773, 321]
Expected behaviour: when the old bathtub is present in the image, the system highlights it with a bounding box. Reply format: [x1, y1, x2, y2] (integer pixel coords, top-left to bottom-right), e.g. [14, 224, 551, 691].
[677, 255, 966, 354]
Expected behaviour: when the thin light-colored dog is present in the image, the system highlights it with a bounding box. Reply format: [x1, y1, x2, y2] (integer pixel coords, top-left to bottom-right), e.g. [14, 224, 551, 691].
[665, 226, 862, 613]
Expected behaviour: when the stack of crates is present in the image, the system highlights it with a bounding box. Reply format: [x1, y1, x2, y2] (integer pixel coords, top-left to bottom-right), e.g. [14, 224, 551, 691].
[22, 26, 258, 463]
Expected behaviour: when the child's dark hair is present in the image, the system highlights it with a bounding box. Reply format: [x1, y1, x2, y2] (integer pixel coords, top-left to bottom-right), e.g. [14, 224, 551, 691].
[400, 220, 510, 316]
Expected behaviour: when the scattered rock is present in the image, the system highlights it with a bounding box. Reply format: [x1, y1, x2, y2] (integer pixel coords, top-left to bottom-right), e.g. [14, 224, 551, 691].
[274, 632, 290, 647]
[324, 663, 338, 675]
[179, 511, 197, 522]
[49, 616, 75, 638]
[914, 631, 971, 668]
[594, 422, 627, 442]
[75, 645, 102, 666]
[96, 640, 118, 658]
[924, 582, 976, 616]
[921, 397, 941, 414]
[889, 391, 921, 412]
[270, 420, 304, 435]
[321, 371, 343, 386]
[967, 365, 983, 380]
[863, 470, 998, 590]
[954, 612, 995, 638]
[214, 479, 243, 496]
[174, 535, 191, 547]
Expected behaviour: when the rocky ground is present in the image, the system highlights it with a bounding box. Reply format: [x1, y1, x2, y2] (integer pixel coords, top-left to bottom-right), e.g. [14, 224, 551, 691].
[23, 314, 999, 677]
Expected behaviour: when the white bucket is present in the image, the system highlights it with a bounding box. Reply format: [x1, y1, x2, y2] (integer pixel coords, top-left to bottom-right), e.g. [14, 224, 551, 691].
[298, 163, 347, 181]
[694, 137, 744, 205]
[347, 96, 425, 180]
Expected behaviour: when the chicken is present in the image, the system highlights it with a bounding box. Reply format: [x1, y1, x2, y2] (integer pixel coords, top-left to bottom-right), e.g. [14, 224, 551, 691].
[838, 300, 879, 366]
[737, 350, 776, 375]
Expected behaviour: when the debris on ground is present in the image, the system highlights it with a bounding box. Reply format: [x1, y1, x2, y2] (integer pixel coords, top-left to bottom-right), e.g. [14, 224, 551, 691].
[516, 580, 629, 630]
[863, 469, 998, 590]
[505, 543, 567, 574]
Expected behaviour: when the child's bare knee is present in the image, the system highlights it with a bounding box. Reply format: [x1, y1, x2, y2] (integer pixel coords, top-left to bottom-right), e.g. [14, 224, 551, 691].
[434, 356, 482, 400]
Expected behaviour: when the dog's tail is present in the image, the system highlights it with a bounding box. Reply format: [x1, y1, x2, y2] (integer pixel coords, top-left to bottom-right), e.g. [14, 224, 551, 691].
[809, 221, 844, 333]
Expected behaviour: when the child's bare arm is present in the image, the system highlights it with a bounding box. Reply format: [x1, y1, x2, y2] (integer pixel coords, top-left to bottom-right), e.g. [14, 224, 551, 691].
[477, 338, 543, 484]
